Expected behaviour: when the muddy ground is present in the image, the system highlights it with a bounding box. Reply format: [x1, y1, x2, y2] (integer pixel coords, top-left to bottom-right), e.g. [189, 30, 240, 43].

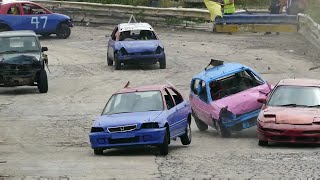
[1, 26, 320, 179]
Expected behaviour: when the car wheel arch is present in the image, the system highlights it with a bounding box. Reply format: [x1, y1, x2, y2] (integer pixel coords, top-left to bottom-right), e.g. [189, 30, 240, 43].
[0, 23, 12, 31]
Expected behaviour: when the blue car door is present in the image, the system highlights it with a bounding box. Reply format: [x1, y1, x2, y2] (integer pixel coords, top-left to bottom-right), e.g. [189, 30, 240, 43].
[1, 3, 23, 30]
[107, 26, 118, 60]
[167, 87, 189, 136]
[163, 89, 179, 138]
[19, 3, 58, 33]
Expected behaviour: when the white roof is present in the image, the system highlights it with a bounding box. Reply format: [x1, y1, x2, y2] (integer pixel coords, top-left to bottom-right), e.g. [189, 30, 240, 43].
[118, 23, 154, 32]
[1, 0, 30, 4]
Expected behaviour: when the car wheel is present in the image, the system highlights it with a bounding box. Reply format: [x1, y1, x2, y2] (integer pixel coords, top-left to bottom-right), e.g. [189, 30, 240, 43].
[159, 129, 169, 155]
[193, 113, 208, 131]
[258, 140, 268, 146]
[216, 121, 231, 138]
[94, 149, 104, 155]
[41, 33, 51, 37]
[37, 70, 48, 93]
[180, 121, 192, 145]
[0, 24, 11, 32]
[114, 53, 121, 70]
[159, 56, 166, 69]
[56, 24, 71, 39]
[107, 53, 113, 66]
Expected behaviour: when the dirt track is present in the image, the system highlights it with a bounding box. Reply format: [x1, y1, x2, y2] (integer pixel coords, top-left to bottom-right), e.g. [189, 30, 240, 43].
[1, 26, 320, 179]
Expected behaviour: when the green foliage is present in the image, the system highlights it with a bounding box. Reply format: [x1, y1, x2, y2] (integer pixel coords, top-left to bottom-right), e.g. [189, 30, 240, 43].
[67, 0, 150, 6]
[306, 0, 320, 23]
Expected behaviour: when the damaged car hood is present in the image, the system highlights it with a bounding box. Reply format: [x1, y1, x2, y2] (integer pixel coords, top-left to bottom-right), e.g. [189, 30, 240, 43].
[0, 53, 41, 64]
[262, 107, 320, 125]
[213, 84, 270, 115]
[116, 40, 161, 53]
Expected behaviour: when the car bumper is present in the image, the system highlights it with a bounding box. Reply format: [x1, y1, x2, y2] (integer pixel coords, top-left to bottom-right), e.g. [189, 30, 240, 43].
[257, 122, 320, 144]
[0, 70, 38, 86]
[222, 108, 260, 130]
[89, 128, 166, 149]
[118, 53, 165, 64]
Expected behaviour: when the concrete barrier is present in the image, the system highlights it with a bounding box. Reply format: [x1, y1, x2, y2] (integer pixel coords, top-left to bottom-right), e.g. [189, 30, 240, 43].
[298, 14, 320, 49]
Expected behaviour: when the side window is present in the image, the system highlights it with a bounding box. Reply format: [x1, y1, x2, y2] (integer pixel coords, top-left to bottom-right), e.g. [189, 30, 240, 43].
[22, 4, 47, 15]
[198, 81, 208, 102]
[111, 27, 118, 41]
[191, 79, 200, 95]
[164, 89, 175, 110]
[245, 70, 264, 85]
[7, 4, 20, 15]
[167, 87, 184, 105]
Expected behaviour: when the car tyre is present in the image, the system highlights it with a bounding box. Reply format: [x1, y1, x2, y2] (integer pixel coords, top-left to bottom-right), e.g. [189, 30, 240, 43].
[180, 121, 192, 145]
[159, 129, 169, 155]
[56, 24, 71, 39]
[107, 53, 113, 66]
[216, 121, 231, 138]
[41, 33, 51, 38]
[94, 149, 104, 155]
[258, 140, 268, 146]
[193, 113, 208, 131]
[159, 56, 166, 69]
[114, 53, 121, 70]
[37, 70, 48, 93]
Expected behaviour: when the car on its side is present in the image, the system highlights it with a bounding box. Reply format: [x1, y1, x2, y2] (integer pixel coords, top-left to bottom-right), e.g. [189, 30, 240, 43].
[257, 78, 320, 146]
[190, 60, 272, 137]
[89, 83, 191, 155]
[106, 21, 166, 70]
[0, 1, 73, 38]
[0, 30, 49, 93]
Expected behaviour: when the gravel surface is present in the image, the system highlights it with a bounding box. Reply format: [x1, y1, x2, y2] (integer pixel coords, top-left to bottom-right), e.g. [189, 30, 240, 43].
[1, 26, 320, 179]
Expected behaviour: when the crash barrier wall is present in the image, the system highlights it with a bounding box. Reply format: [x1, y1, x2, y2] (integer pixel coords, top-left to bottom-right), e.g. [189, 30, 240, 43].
[298, 14, 320, 49]
[33, 0, 214, 30]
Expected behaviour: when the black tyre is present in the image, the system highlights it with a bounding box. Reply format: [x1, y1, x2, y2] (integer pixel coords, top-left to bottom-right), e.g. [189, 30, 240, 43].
[159, 129, 169, 155]
[94, 149, 104, 155]
[107, 53, 113, 66]
[114, 53, 121, 70]
[41, 33, 51, 37]
[193, 113, 208, 131]
[37, 70, 48, 93]
[56, 24, 71, 39]
[258, 140, 268, 146]
[216, 121, 231, 138]
[159, 56, 166, 69]
[180, 121, 192, 145]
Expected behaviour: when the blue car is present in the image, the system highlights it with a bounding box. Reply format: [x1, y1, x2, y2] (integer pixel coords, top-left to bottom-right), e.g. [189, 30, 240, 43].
[106, 22, 166, 70]
[89, 84, 191, 155]
[0, 1, 72, 38]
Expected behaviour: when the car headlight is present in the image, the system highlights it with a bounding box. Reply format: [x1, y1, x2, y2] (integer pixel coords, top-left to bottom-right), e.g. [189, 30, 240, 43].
[155, 46, 163, 54]
[91, 127, 104, 132]
[120, 48, 128, 55]
[141, 122, 159, 129]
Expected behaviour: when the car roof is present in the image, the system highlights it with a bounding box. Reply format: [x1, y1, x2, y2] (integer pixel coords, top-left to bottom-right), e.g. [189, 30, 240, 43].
[192, 63, 249, 82]
[277, 78, 320, 87]
[118, 23, 154, 32]
[115, 85, 170, 94]
[0, 30, 37, 37]
[1, 0, 31, 5]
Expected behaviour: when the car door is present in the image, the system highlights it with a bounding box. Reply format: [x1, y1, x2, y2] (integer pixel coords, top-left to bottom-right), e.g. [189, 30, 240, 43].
[189, 79, 214, 126]
[2, 3, 23, 30]
[19, 3, 56, 34]
[107, 26, 118, 60]
[167, 87, 189, 136]
[163, 88, 179, 138]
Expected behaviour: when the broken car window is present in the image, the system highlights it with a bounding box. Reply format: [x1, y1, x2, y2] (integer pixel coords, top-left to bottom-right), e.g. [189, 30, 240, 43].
[164, 89, 175, 110]
[119, 30, 157, 41]
[167, 87, 184, 105]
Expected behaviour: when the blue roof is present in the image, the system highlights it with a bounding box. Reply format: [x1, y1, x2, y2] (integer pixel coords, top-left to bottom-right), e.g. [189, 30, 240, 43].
[192, 63, 249, 82]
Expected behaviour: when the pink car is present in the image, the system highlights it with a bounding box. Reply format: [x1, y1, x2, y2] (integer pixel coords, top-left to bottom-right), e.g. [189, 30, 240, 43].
[189, 60, 272, 137]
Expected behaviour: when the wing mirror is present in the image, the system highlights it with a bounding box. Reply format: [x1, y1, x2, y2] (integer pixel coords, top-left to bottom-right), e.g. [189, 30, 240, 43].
[257, 98, 267, 104]
[41, 47, 48, 52]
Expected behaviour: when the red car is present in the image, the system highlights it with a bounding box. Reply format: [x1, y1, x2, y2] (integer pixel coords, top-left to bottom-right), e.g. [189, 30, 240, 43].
[257, 78, 320, 146]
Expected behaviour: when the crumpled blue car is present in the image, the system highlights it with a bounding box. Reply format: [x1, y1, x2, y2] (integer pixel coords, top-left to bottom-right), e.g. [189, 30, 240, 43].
[106, 22, 166, 70]
[89, 83, 191, 155]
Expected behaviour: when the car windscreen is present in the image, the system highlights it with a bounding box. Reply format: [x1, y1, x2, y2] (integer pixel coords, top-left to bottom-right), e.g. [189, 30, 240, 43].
[268, 86, 320, 107]
[0, 36, 40, 54]
[119, 30, 158, 41]
[102, 91, 164, 115]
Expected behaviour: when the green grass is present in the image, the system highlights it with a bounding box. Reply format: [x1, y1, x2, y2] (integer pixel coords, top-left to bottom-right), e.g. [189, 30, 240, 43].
[306, 0, 320, 23]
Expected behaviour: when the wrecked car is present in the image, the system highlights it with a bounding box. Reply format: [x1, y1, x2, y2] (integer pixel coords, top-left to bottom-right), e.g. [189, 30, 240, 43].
[189, 60, 272, 137]
[0, 0, 73, 38]
[0, 30, 49, 93]
[257, 78, 320, 146]
[89, 82, 191, 155]
[106, 16, 166, 70]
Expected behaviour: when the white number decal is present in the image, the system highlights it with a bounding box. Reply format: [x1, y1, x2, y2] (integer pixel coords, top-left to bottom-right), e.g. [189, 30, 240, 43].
[31, 16, 48, 29]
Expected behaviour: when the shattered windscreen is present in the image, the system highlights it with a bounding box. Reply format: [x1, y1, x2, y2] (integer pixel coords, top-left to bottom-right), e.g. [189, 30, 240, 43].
[0, 36, 40, 54]
[119, 30, 158, 41]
